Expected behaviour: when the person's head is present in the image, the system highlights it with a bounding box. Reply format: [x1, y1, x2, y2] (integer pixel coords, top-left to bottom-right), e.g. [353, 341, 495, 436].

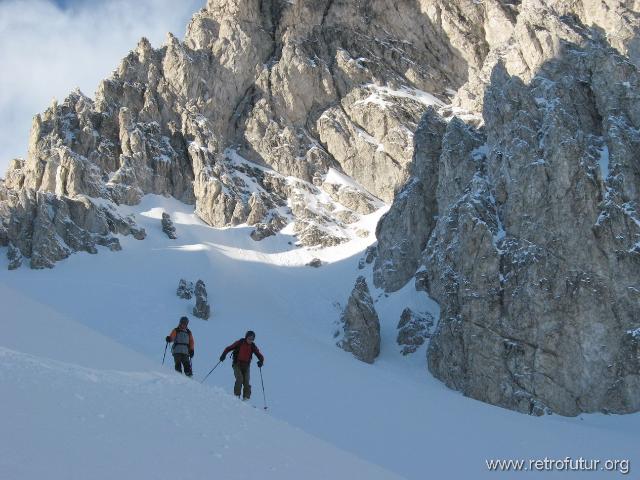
[179, 316, 189, 328]
[245, 330, 255, 343]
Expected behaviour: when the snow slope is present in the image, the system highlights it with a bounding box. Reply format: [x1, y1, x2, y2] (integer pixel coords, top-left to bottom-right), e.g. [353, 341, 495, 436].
[0, 284, 400, 480]
[1, 195, 639, 479]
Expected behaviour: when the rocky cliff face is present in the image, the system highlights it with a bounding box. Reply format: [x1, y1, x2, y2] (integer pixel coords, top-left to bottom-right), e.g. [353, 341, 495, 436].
[1, 0, 484, 268]
[374, 0, 640, 416]
[1, 0, 639, 416]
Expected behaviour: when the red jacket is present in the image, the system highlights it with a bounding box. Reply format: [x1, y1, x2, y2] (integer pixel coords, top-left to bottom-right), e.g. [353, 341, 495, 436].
[223, 339, 264, 364]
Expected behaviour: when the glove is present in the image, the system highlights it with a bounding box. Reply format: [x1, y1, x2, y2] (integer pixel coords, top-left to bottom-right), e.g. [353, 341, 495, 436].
[165, 336, 171, 343]
[219, 354, 226, 362]
[189, 349, 194, 358]
[257, 360, 263, 368]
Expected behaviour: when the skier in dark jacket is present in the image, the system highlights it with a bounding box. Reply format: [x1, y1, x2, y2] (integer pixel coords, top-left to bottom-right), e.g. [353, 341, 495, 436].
[219, 330, 264, 400]
[166, 316, 195, 377]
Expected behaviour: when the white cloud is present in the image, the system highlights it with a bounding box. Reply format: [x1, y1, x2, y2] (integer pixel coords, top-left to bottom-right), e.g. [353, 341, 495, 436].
[0, 0, 205, 176]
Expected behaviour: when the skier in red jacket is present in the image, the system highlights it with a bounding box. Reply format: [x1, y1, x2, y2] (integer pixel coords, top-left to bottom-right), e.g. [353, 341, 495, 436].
[219, 330, 264, 400]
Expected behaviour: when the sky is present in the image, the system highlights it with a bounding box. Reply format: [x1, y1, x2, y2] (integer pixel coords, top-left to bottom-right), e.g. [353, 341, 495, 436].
[0, 0, 205, 176]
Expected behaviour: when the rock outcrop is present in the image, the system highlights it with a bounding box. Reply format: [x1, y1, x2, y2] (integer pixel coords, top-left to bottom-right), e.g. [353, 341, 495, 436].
[6, 243, 22, 270]
[192, 279, 210, 320]
[306, 258, 322, 268]
[176, 279, 194, 300]
[0, 183, 145, 269]
[338, 276, 380, 364]
[397, 308, 435, 355]
[374, 0, 640, 416]
[161, 213, 177, 239]
[373, 109, 448, 291]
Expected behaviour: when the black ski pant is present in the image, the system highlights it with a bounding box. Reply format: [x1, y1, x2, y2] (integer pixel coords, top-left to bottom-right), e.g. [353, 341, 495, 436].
[173, 353, 192, 377]
[233, 362, 251, 399]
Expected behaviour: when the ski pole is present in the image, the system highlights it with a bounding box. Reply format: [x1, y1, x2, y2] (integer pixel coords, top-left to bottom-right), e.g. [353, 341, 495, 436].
[201, 361, 222, 384]
[162, 342, 169, 365]
[259, 366, 268, 410]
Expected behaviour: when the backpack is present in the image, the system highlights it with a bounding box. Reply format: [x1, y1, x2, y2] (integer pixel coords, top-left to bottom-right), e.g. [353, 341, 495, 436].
[172, 327, 192, 354]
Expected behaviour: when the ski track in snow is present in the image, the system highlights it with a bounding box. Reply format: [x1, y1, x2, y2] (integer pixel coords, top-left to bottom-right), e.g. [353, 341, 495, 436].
[1, 194, 639, 479]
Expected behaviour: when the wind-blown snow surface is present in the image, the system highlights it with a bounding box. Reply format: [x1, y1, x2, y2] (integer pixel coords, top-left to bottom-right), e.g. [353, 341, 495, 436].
[1, 195, 639, 479]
